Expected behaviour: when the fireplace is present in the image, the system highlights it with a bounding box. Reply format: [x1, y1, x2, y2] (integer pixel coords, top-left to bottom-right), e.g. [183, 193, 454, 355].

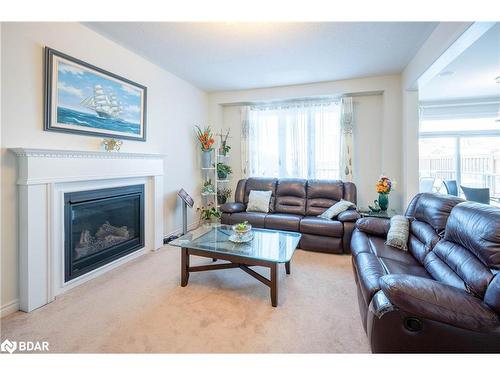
[64, 184, 145, 282]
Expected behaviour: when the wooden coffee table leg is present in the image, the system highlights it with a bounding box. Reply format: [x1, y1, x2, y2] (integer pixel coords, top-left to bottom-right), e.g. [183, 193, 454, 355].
[270, 263, 278, 307]
[285, 261, 290, 275]
[181, 247, 190, 287]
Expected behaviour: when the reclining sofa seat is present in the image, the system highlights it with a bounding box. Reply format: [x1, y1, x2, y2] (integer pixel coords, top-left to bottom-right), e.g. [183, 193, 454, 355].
[351, 193, 500, 352]
[220, 177, 359, 254]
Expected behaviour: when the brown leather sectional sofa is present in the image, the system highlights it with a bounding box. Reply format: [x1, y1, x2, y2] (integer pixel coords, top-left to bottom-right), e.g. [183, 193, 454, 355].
[220, 177, 359, 253]
[351, 193, 500, 353]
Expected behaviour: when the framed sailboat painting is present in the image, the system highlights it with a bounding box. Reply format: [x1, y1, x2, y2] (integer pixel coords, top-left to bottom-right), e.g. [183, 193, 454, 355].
[44, 47, 147, 141]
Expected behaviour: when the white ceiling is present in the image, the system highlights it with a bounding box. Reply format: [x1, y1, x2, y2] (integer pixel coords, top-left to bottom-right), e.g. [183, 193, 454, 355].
[84, 22, 437, 92]
[420, 22, 500, 101]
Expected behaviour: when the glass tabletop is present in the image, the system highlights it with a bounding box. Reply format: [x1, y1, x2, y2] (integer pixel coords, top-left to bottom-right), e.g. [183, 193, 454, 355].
[169, 224, 301, 263]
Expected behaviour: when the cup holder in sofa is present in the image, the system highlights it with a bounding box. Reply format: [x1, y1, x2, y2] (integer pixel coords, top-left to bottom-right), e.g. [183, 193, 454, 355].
[404, 317, 423, 332]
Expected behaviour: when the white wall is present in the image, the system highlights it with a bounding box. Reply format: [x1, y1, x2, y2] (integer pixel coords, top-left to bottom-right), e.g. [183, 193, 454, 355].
[401, 22, 474, 206]
[1, 23, 208, 314]
[208, 75, 402, 211]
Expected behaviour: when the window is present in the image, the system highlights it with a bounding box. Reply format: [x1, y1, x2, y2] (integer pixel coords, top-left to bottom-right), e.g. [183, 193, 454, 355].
[248, 101, 341, 179]
[418, 117, 500, 200]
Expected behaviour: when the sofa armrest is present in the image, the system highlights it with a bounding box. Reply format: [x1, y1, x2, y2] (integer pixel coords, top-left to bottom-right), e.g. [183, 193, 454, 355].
[219, 202, 246, 213]
[337, 209, 361, 222]
[369, 290, 395, 319]
[380, 274, 500, 332]
[355, 217, 390, 238]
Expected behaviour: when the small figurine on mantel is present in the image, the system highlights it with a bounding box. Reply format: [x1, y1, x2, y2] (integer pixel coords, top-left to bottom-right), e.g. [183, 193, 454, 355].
[102, 138, 123, 152]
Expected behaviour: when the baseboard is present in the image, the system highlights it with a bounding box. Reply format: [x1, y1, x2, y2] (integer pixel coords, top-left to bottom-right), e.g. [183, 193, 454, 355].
[162, 221, 199, 244]
[1, 299, 20, 318]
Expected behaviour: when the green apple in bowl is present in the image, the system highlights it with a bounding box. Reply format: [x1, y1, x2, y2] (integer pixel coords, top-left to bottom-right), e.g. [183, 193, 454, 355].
[232, 221, 252, 235]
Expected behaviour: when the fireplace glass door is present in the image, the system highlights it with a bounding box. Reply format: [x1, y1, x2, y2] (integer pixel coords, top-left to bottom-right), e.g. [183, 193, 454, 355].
[64, 185, 144, 281]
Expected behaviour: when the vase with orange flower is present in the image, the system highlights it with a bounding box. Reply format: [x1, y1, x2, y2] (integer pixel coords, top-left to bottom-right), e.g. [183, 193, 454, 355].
[195, 125, 215, 168]
[375, 175, 392, 211]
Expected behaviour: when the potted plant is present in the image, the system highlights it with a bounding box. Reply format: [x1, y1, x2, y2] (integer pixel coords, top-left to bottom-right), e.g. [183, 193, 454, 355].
[217, 187, 232, 205]
[218, 129, 231, 156]
[216, 162, 232, 180]
[195, 125, 215, 168]
[201, 179, 215, 194]
[197, 203, 221, 224]
[375, 175, 393, 211]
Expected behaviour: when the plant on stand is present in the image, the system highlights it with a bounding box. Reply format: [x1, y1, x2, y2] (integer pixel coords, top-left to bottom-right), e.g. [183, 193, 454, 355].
[217, 187, 232, 205]
[218, 129, 231, 156]
[201, 179, 215, 194]
[216, 162, 232, 180]
[375, 175, 393, 211]
[197, 202, 221, 225]
[195, 125, 215, 168]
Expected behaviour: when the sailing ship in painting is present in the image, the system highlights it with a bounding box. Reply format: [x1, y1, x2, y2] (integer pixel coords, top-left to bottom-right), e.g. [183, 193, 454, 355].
[45, 48, 146, 141]
[80, 85, 123, 119]
[54, 64, 144, 137]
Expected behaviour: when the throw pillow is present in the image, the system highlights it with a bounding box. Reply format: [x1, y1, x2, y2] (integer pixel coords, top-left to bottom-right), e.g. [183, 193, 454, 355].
[246, 190, 273, 213]
[386, 215, 410, 251]
[318, 200, 355, 219]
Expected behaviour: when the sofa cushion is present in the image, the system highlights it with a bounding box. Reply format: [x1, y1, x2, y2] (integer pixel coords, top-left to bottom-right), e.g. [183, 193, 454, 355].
[274, 179, 307, 215]
[378, 257, 432, 279]
[318, 199, 355, 219]
[386, 215, 409, 251]
[246, 190, 272, 213]
[364, 236, 422, 266]
[411, 193, 463, 233]
[264, 213, 302, 232]
[407, 220, 441, 264]
[243, 178, 277, 206]
[343, 182, 357, 204]
[444, 202, 500, 269]
[300, 216, 343, 237]
[300, 233, 343, 254]
[355, 217, 391, 237]
[219, 202, 246, 213]
[423, 250, 468, 291]
[350, 229, 372, 257]
[227, 212, 267, 228]
[353, 252, 386, 305]
[234, 179, 247, 203]
[337, 209, 361, 222]
[380, 274, 500, 332]
[484, 273, 500, 315]
[427, 240, 494, 298]
[306, 179, 345, 216]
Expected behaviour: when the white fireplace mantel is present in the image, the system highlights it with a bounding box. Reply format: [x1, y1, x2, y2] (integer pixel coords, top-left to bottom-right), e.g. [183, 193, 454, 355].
[10, 148, 165, 312]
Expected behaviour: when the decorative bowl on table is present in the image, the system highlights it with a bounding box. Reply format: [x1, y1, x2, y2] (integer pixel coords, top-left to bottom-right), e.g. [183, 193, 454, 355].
[229, 221, 253, 243]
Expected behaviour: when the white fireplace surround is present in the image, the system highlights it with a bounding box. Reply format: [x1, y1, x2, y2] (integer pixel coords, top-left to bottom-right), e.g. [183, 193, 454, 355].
[10, 148, 165, 312]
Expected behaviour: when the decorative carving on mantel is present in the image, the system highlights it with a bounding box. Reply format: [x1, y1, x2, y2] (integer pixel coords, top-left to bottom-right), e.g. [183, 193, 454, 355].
[9, 148, 164, 160]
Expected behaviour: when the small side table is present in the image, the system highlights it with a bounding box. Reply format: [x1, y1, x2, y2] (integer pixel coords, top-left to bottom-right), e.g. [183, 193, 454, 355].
[358, 209, 399, 219]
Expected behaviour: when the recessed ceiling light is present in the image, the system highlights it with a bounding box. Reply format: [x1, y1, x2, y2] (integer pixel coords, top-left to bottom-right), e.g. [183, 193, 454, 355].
[439, 71, 454, 77]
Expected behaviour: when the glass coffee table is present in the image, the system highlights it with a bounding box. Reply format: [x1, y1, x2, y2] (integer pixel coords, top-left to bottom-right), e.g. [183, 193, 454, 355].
[169, 225, 301, 307]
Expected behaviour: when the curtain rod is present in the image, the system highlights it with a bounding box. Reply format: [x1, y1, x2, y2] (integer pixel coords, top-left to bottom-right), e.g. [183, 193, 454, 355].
[220, 91, 383, 107]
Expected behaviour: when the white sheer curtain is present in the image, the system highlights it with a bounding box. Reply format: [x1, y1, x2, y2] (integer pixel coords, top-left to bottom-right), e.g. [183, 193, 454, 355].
[240, 106, 250, 178]
[247, 100, 341, 179]
[340, 97, 354, 182]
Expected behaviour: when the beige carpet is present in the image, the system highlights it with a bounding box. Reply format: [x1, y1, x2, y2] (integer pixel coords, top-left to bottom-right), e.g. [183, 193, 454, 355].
[1, 246, 369, 353]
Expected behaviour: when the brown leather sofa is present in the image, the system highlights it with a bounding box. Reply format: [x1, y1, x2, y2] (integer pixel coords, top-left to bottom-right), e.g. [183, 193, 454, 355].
[220, 178, 359, 253]
[351, 193, 500, 353]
